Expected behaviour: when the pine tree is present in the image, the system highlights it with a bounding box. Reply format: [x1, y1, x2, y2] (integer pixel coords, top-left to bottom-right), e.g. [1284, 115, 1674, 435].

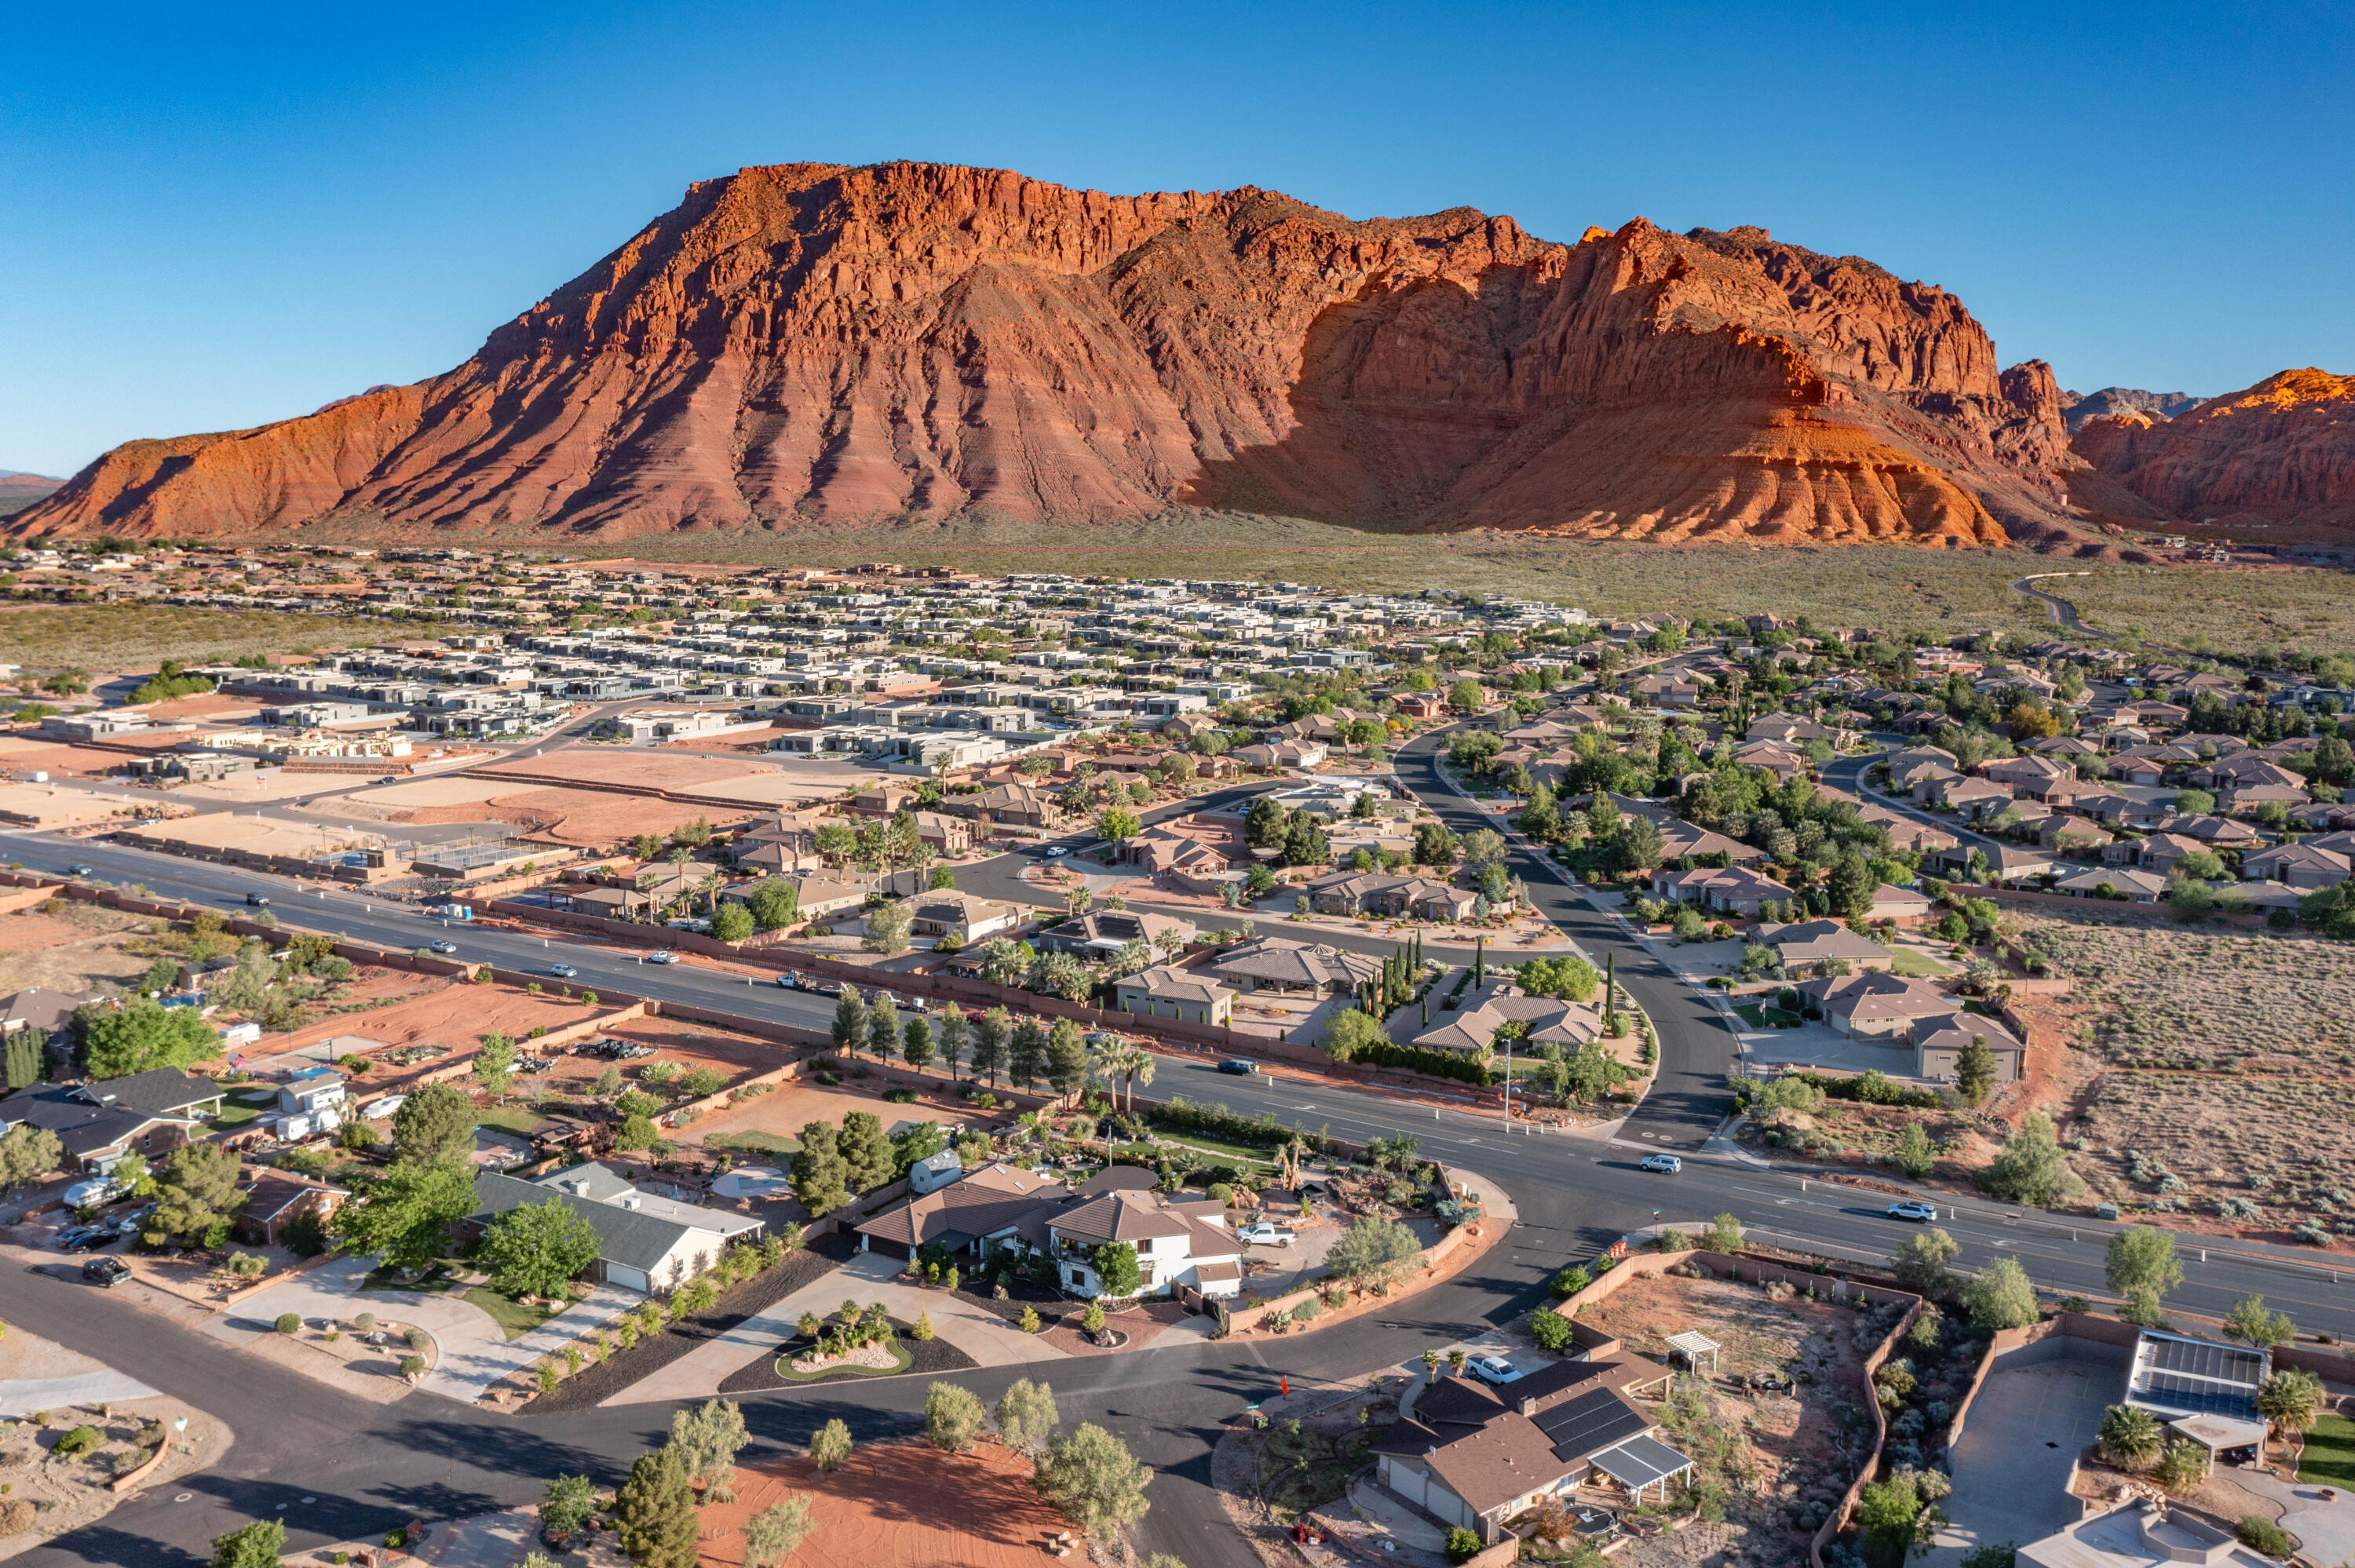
[613, 1446, 699, 1568]
[831, 986, 870, 1059]
[969, 1008, 1010, 1088]
[1009, 1019, 1047, 1092]
[4, 1027, 43, 1090]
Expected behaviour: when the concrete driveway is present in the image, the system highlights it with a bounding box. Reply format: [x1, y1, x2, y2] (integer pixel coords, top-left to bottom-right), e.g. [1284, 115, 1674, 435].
[1931, 1357, 2114, 1566]
[206, 1255, 639, 1404]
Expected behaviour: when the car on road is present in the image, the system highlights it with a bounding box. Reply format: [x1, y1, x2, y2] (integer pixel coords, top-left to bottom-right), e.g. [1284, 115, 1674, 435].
[1044, 845, 1069, 858]
[428, 939, 459, 954]
[645, 950, 679, 965]
[245, 892, 271, 906]
[1638, 1154, 1683, 1173]
[82, 1257, 131, 1288]
[1886, 1200, 1938, 1223]
[546, 962, 578, 979]
[67, 863, 93, 877]
[1237, 1223, 1297, 1247]
[1471, 1355, 1525, 1385]
[1216, 1059, 1261, 1076]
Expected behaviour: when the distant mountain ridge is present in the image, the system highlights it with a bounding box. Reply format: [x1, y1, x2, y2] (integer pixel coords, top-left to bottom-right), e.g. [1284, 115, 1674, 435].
[2069, 368, 2355, 536]
[2060, 387, 2203, 435]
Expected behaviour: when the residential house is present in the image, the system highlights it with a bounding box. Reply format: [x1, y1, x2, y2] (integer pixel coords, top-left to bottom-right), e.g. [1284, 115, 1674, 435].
[847, 784, 918, 818]
[2103, 833, 2211, 877]
[2241, 843, 2350, 891]
[1867, 884, 1933, 924]
[469, 1162, 765, 1294]
[1732, 741, 1809, 781]
[1752, 919, 1893, 972]
[910, 811, 972, 855]
[232, 1170, 348, 1248]
[853, 1162, 1064, 1261]
[1408, 991, 1604, 1057]
[1044, 1188, 1245, 1300]
[548, 883, 655, 921]
[1112, 965, 1236, 1026]
[2050, 866, 2169, 902]
[1374, 1360, 1691, 1544]
[1210, 936, 1382, 997]
[1305, 871, 1478, 922]
[1655, 819, 1764, 867]
[1912, 1011, 2025, 1084]
[1980, 754, 2077, 800]
[1796, 972, 1957, 1039]
[1919, 775, 2015, 819]
[1647, 865, 1794, 918]
[1035, 909, 1193, 961]
[900, 891, 1018, 946]
[0, 987, 97, 1041]
[957, 782, 1057, 829]
[0, 1068, 225, 1176]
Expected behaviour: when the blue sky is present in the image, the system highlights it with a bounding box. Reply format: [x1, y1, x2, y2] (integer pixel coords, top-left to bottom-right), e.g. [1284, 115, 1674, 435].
[5, 1, 2350, 476]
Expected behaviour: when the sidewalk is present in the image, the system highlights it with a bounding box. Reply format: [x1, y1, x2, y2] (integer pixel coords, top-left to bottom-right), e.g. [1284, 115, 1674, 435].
[602, 1249, 1065, 1406]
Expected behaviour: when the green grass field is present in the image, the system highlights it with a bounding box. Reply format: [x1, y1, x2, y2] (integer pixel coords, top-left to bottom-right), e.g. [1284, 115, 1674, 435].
[463, 1284, 564, 1341]
[473, 1107, 542, 1136]
[2299, 1411, 2355, 1486]
[1887, 949, 1953, 978]
[1734, 1003, 1805, 1029]
[710, 1129, 799, 1156]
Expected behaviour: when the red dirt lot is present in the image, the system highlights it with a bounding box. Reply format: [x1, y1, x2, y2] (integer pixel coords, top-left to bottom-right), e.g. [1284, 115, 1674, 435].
[252, 981, 631, 1087]
[403, 786, 757, 847]
[523, 1017, 788, 1098]
[695, 1443, 1073, 1568]
[470, 751, 767, 790]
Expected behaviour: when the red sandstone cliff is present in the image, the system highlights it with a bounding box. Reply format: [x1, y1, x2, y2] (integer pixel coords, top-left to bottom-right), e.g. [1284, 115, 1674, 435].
[2071, 368, 2355, 536]
[19, 162, 2087, 546]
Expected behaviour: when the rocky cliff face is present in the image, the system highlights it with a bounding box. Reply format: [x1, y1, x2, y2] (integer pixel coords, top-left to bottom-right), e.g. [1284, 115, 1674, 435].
[20, 162, 2085, 547]
[2061, 386, 2203, 434]
[2071, 368, 2355, 534]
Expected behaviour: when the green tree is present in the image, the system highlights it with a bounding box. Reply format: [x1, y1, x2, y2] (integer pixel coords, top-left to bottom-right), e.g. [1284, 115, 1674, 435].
[1323, 1008, 1389, 1063]
[1980, 1112, 2072, 1208]
[1090, 1242, 1141, 1296]
[155, 1141, 246, 1245]
[2104, 1227, 2183, 1324]
[1033, 1422, 1152, 1541]
[473, 1033, 517, 1100]
[1855, 1472, 1940, 1566]
[901, 1015, 934, 1074]
[334, 1159, 474, 1273]
[0, 1122, 61, 1192]
[1954, 1036, 1999, 1107]
[743, 1495, 814, 1568]
[1448, 677, 1484, 716]
[926, 1380, 987, 1452]
[1707, 1213, 1742, 1253]
[968, 1008, 1010, 1088]
[2221, 1295, 2296, 1351]
[1097, 807, 1141, 843]
[392, 1081, 477, 1167]
[540, 1473, 597, 1544]
[839, 1111, 894, 1194]
[1829, 851, 1878, 920]
[2098, 1405, 2163, 1468]
[710, 903, 754, 943]
[1961, 1256, 2039, 1330]
[1009, 1018, 1050, 1091]
[667, 1397, 749, 1502]
[82, 1000, 218, 1079]
[1896, 1122, 1935, 1180]
[747, 879, 800, 932]
[3, 1026, 42, 1089]
[2154, 1440, 2207, 1497]
[791, 1121, 850, 1216]
[1893, 1228, 1960, 1296]
[862, 902, 911, 954]
[868, 994, 902, 1067]
[210, 1519, 287, 1568]
[1324, 1216, 1423, 1285]
[2256, 1369, 2324, 1447]
[995, 1377, 1060, 1457]
[613, 1446, 700, 1568]
[480, 1199, 601, 1299]
[1046, 1017, 1089, 1104]
[831, 987, 870, 1058]
[807, 1418, 853, 1471]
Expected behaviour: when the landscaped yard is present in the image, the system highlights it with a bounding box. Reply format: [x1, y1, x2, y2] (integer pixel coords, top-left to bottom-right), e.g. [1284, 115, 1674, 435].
[1734, 1003, 1804, 1029]
[2298, 1411, 2355, 1486]
[1887, 948, 1952, 978]
[463, 1284, 564, 1341]
[473, 1107, 542, 1136]
[710, 1129, 799, 1157]
[1155, 1131, 1281, 1174]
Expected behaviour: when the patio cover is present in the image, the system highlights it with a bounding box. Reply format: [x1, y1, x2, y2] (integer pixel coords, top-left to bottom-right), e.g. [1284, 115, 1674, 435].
[1590, 1435, 1695, 1494]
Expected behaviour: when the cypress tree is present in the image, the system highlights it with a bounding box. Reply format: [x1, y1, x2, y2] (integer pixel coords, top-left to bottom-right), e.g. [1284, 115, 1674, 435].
[613, 1446, 699, 1568]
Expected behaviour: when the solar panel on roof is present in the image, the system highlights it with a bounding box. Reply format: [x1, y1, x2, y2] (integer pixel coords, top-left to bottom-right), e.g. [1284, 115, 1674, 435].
[2146, 1336, 2261, 1383]
[1532, 1387, 1649, 1464]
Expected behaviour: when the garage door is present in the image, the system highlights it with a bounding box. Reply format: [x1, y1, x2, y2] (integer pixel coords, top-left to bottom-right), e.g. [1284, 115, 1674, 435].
[606, 1265, 649, 1293]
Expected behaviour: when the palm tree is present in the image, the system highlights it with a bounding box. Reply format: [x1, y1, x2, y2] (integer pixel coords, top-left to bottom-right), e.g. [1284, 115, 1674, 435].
[2255, 1370, 2324, 1464]
[2098, 1404, 2163, 1469]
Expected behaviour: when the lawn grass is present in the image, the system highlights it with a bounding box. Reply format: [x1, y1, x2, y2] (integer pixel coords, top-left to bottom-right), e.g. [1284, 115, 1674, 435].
[210, 1105, 260, 1128]
[364, 1261, 461, 1294]
[2298, 1411, 2355, 1486]
[1156, 1131, 1281, 1172]
[1733, 1003, 1804, 1029]
[473, 1107, 542, 1136]
[710, 1129, 800, 1156]
[462, 1284, 564, 1341]
[770, 1337, 914, 1381]
[1887, 949, 1952, 978]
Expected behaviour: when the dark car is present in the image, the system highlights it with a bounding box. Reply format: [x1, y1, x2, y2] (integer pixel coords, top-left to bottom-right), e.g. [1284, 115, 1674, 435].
[1216, 1059, 1261, 1076]
[64, 1227, 119, 1252]
[55, 1225, 100, 1250]
[67, 863, 93, 877]
[245, 892, 271, 907]
[82, 1256, 132, 1288]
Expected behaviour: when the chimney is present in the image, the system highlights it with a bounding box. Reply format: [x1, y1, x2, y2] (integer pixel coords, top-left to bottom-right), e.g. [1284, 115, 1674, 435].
[1518, 1397, 1539, 1417]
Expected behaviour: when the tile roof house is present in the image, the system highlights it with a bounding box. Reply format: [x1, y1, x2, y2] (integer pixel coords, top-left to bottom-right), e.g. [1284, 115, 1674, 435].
[1045, 1189, 1244, 1300]
[469, 1162, 764, 1294]
[1210, 936, 1383, 997]
[853, 1161, 1062, 1260]
[1374, 1360, 1689, 1544]
[0, 1068, 224, 1175]
[1655, 819, 1765, 867]
[2240, 842, 2350, 890]
[1796, 972, 1957, 1039]
[900, 890, 1019, 945]
[1647, 865, 1794, 917]
[1305, 870, 1477, 921]
[1111, 964, 1235, 1026]
[1408, 993, 1604, 1057]
[2050, 866, 2169, 903]
[1752, 919, 1894, 972]
[1035, 908, 1193, 960]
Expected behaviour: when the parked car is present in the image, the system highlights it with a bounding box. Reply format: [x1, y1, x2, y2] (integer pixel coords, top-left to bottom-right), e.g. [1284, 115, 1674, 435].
[63, 1227, 118, 1253]
[1472, 1355, 1525, 1385]
[1886, 1200, 1938, 1223]
[82, 1257, 131, 1288]
[1638, 1154, 1683, 1174]
[67, 863, 93, 877]
[1237, 1223, 1297, 1247]
[1216, 1059, 1261, 1076]
[645, 950, 679, 965]
[428, 939, 459, 954]
[1045, 845, 1069, 858]
[546, 962, 579, 979]
[55, 1225, 101, 1250]
[245, 892, 271, 907]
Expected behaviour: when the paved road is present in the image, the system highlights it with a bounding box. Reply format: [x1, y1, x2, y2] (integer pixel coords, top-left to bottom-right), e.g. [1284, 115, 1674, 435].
[8, 808, 2355, 1563]
[2012, 573, 2092, 633]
